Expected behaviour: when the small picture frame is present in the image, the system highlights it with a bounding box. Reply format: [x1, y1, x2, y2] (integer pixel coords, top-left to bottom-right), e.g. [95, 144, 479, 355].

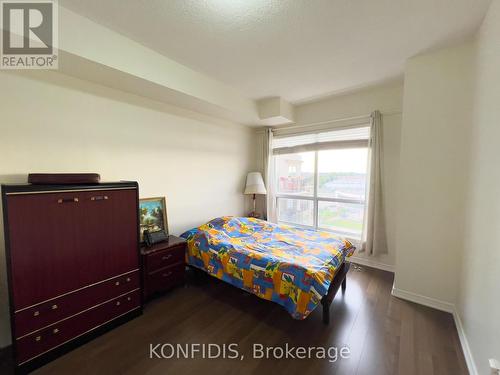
[139, 197, 168, 242]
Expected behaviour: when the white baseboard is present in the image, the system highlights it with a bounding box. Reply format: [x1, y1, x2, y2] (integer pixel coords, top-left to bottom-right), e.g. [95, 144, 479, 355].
[452, 307, 478, 375]
[391, 285, 454, 313]
[349, 256, 395, 273]
[391, 284, 477, 375]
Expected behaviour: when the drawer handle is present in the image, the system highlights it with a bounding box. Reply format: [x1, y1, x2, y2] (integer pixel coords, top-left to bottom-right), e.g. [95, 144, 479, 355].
[35, 335, 42, 342]
[52, 328, 59, 334]
[91, 195, 109, 201]
[116, 301, 121, 306]
[126, 277, 131, 282]
[162, 271, 172, 277]
[115, 281, 120, 286]
[162, 255, 172, 261]
[51, 304, 58, 310]
[127, 297, 131, 301]
[57, 198, 79, 204]
[33, 311, 40, 317]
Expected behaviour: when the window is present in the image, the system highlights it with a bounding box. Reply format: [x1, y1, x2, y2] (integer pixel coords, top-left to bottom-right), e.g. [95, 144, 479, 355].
[272, 126, 369, 240]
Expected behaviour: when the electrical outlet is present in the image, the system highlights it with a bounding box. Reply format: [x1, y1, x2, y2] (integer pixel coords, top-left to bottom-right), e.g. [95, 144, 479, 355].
[490, 358, 500, 374]
[352, 264, 363, 272]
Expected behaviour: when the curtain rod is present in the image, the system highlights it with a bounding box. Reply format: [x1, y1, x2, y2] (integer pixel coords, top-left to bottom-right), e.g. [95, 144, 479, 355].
[271, 110, 401, 132]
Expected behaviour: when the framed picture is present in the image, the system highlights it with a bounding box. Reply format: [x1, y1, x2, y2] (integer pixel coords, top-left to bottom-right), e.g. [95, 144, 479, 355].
[139, 197, 168, 241]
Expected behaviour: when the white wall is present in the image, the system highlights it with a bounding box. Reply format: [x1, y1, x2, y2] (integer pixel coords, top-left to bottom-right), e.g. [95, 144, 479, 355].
[255, 80, 403, 270]
[0, 70, 257, 348]
[458, 1, 500, 373]
[394, 42, 475, 306]
[293, 79, 404, 126]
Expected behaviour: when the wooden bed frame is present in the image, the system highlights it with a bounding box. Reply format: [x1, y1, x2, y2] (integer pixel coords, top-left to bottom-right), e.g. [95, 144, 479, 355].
[190, 261, 350, 325]
[321, 261, 350, 324]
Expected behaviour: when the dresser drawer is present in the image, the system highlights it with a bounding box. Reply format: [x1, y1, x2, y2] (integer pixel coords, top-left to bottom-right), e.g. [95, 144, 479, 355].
[14, 270, 139, 338]
[146, 246, 185, 273]
[16, 289, 140, 365]
[144, 264, 184, 298]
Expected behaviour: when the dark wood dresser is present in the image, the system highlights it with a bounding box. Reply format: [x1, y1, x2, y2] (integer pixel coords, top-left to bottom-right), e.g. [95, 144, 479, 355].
[141, 236, 186, 301]
[1, 182, 142, 372]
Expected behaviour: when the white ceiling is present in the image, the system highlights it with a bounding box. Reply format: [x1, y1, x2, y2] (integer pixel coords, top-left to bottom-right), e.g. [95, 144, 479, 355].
[60, 0, 491, 104]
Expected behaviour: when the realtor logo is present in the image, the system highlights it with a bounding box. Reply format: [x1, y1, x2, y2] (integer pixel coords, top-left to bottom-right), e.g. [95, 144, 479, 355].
[1, 0, 58, 69]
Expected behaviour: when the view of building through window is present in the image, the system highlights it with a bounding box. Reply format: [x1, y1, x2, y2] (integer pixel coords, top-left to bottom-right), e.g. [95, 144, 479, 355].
[277, 151, 314, 196]
[275, 148, 368, 239]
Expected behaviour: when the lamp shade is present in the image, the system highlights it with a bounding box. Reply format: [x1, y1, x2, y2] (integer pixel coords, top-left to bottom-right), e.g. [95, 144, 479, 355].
[244, 172, 267, 195]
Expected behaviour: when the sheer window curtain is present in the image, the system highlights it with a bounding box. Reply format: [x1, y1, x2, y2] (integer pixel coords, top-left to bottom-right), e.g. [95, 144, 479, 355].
[263, 128, 277, 222]
[361, 110, 388, 255]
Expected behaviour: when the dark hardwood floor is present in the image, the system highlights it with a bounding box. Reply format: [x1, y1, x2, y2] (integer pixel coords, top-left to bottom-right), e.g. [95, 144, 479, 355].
[2, 265, 468, 375]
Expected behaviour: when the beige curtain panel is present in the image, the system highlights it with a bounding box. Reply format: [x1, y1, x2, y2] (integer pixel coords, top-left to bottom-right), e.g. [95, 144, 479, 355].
[263, 128, 277, 222]
[362, 110, 388, 255]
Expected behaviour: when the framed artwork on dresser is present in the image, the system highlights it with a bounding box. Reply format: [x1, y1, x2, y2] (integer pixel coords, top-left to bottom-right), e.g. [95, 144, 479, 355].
[139, 196, 168, 241]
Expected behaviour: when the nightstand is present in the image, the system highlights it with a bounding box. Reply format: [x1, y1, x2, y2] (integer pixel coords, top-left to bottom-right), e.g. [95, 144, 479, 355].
[141, 235, 186, 301]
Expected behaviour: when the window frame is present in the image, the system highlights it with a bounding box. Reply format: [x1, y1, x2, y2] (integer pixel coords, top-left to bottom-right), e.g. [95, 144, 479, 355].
[274, 144, 368, 241]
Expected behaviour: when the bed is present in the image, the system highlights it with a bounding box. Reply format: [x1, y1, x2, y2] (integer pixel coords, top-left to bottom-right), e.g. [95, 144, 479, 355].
[180, 216, 355, 323]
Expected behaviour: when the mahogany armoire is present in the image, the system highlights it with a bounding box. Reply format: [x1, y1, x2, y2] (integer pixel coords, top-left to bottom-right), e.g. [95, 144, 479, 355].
[1, 181, 142, 372]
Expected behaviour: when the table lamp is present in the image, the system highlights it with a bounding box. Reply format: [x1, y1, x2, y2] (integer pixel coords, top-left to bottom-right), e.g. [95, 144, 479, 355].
[244, 172, 267, 218]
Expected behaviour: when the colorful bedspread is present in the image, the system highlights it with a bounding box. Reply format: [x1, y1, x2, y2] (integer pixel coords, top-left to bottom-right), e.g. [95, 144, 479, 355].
[180, 217, 355, 320]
